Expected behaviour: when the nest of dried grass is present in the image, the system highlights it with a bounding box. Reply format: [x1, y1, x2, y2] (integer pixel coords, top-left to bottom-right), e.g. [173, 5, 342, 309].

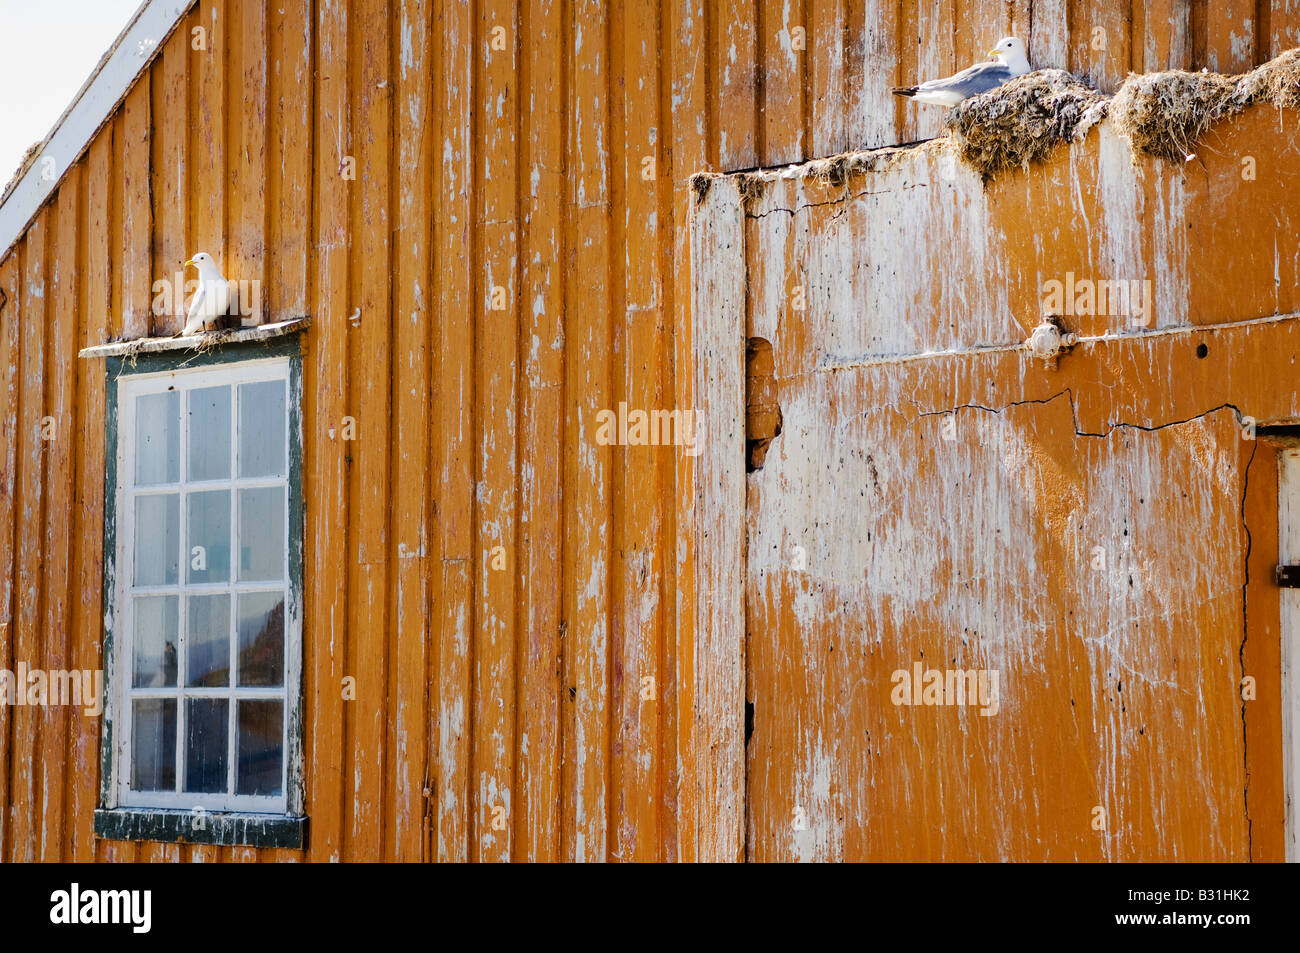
[1110, 47, 1300, 161]
[945, 69, 1109, 182]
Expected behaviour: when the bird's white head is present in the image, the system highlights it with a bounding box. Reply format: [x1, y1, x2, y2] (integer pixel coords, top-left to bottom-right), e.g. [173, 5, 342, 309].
[988, 36, 1030, 74]
[183, 252, 224, 278]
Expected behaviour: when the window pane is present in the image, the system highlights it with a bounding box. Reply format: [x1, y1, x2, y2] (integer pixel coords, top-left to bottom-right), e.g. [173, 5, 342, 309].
[132, 595, 178, 688]
[238, 488, 285, 581]
[186, 594, 230, 687]
[237, 592, 285, 687]
[187, 489, 231, 583]
[236, 700, 283, 796]
[131, 698, 176, 792]
[184, 698, 229, 794]
[239, 380, 287, 477]
[134, 391, 179, 485]
[133, 494, 179, 586]
[187, 386, 231, 481]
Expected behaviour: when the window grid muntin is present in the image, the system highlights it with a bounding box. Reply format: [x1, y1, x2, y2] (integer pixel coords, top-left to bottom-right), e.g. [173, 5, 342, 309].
[118, 360, 290, 813]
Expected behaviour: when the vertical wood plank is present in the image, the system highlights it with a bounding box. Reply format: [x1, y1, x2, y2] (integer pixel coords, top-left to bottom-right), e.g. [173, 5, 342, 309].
[474, 0, 520, 863]
[388, 0, 433, 864]
[761, 0, 807, 165]
[231, 0, 268, 325]
[1267, 1, 1300, 58]
[810, 0, 846, 157]
[305, 0, 350, 863]
[715, 0, 759, 169]
[0, 253, 18, 862]
[1136, 0, 1193, 72]
[72, 137, 112, 863]
[669, 0, 710, 863]
[615, 0, 668, 860]
[435, 0, 475, 864]
[1205, 0, 1257, 73]
[268, 0, 313, 319]
[343, 0, 393, 864]
[849, 0, 899, 150]
[12, 221, 48, 863]
[121, 82, 152, 341]
[39, 175, 78, 861]
[516, 0, 566, 863]
[564, 0, 613, 862]
[685, 178, 747, 861]
[192, 0, 226, 272]
[152, 38, 189, 335]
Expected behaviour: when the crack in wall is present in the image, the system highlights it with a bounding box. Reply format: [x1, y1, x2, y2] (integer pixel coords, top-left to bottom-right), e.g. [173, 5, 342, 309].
[912, 387, 1259, 858]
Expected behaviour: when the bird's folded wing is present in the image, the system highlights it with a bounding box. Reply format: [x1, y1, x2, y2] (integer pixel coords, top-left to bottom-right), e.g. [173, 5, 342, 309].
[917, 61, 1012, 98]
[186, 285, 207, 322]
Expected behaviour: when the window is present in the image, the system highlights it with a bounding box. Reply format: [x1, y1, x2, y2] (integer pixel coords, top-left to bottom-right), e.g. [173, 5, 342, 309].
[95, 341, 304, 845]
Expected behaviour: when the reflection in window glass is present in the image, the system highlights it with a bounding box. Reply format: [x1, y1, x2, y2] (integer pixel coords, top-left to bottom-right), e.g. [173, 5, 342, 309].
[237, 592, 285, 687]
[132, 596, 178, 688]
[237, 700, 283, 796]
[186, 594, 230, 687]
[184, 698, 229, 794]
[131, 698, 176, 792]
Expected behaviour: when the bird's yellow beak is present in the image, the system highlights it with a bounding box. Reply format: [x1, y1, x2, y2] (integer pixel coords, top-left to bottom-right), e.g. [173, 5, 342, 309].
[183, 258, 196, 268]
[988, 48, 1000, 57]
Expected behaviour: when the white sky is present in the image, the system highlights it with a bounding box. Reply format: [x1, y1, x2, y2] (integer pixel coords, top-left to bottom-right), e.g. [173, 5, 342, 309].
[0, 0, 143, 186]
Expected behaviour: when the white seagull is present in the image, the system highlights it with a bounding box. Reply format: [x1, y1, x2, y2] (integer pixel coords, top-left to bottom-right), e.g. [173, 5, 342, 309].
[180, 252, 232, 336]
[892, 37, 1032, 107]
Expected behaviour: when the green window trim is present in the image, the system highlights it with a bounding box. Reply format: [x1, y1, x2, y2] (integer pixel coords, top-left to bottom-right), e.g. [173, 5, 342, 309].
[95, 331, 307, 850]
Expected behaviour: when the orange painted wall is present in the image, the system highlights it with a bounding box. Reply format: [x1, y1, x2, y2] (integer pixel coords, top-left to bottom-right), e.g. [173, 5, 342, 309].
[0, 0, 1297, 861]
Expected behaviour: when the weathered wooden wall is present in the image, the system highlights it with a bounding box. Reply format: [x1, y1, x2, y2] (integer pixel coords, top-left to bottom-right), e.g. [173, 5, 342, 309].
[1, 0, 1298, 862]
[727, 103, 1296, 860]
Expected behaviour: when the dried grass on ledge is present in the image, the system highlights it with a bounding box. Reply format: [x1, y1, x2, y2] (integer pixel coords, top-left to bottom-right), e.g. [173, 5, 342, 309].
[945, 69, 1109, 182]
[1110, 47, 1300, 162]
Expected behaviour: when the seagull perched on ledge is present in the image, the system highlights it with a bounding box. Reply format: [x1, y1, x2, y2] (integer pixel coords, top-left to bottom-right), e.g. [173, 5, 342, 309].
[180, 252, 231, 336]
[892, 37, 1032, 106]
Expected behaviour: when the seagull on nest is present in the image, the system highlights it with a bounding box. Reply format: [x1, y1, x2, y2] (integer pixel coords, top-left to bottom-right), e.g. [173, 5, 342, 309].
[892, 37, 1032, 107]
[180, 252, 231, 336]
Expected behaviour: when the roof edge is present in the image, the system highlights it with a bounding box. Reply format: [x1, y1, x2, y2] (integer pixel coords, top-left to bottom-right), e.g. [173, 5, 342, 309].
[0, 0, 196, 262]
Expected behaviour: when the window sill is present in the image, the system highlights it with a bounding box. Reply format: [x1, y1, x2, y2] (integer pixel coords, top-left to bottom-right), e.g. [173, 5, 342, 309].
[94, 807, 307, 850]
[78, 317, 310, 359]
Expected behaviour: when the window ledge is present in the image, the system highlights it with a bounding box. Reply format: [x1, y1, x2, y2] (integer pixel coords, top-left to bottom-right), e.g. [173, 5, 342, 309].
[78, 317, 310, 360]
[94, 807, 307, 850]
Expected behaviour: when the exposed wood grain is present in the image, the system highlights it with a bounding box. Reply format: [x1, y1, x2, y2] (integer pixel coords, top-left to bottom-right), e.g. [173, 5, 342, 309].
[39, 173, 78, 860]
[152, 37, 188, 335]
[516, 0, 565, 863]
[346, 0, 392, 863]
[1206, 0, 1257, 73]
[434, 0, 475, 864]
[685, 178, 747, 861]
[12, 216, 48, 863]
[0, 253, 18, 862]
[73, 140, 111, 863]
[304, 0, 351, 863]
[121, 82, 152, 340]
[390, 0, 433, 863]
[474, 0, 520, 863]
[565, 0, 614, 860]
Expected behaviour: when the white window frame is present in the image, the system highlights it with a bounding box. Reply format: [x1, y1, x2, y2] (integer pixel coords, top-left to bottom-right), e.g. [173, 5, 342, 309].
[108, 355, 300, 815]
